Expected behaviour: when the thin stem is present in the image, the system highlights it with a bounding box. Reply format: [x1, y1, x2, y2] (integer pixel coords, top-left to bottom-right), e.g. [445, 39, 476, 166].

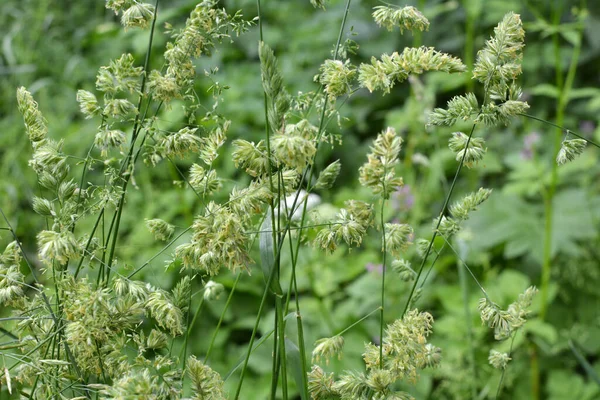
[234, 262, 278, 399]
[181, 290, 204, 372]
[495, 332, 518, 399]
[402, 121, 478, 316]
[276, 296, 288, 400]
[457, 245, 477, 398]
[104, 0, 160, 285]
[204, 274, 241, 363]
[256, 0, 286, 395]
[127, 227, 191, 278]
[533, 4, 583, 396]
[519, 113, 600, 149]
[270, 310, 280, 400]
[438, 234, 489, 299]
[74, 208, 104, 279]
[462, 0, 477, 92]
[379, 197, 387, 369]
[336, 307, 382, 337]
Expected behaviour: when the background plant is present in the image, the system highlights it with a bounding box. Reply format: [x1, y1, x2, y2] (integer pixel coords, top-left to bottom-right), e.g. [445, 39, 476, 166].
[1, 0, 600, 399]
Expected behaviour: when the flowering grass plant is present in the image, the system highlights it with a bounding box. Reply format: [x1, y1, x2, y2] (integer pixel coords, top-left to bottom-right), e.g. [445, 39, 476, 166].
[1, 1, 598, 399]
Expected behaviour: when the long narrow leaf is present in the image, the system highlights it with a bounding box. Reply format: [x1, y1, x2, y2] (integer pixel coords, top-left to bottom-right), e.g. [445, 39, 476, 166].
[285, 338, 308, 400]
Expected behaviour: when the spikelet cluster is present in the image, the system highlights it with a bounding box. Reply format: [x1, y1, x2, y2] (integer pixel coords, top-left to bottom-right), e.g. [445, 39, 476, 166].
[145, 218, 175, 241]
[392, 259, 417, 282]
[312, 335, 345, 364]
[100, 362, 182, 399]
[315, 160, 342, 190]
[434, 188, 491, 239]
[473, 12, 525, 95]
[488, 350, 511, 369]
[359, 127, 404, 199]
[308, 366, 337, 399]
[17, 87, 76, 207]
[175, 202, 252, 275]
[359, 47, 466, 94]
[429, 13, 528, 128]
[557, 138, 587, 165]
[384, 223, 413, 256]
[16, 87, 48, 142]
[37, 230, 80, 266]
[363, 310, 440, 382]
[271, 120, 318, 172]
[316, 59, 357, 100]
[187, 356, 226, 399]
[478, 286, 538, 340]
[60, 278, 144, 376]
[314, 201, 373, 253]
[447, 131, 486, 167]
[0, 242, 25, 307]
[203, 280, 225, 301]
[231, 139, 270, 177]
[309, 310, 440, 399]
[105, 0, 155, 30]
[372, 6, 429, 33]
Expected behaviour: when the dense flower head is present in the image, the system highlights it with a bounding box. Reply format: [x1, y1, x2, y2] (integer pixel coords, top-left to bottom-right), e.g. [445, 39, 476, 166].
[489, 350, 511, 369]
[145, 218, 175, 241]
[37, 230, 80, 266]
[121, 2, 155, 30]
[314, 208, 369, 253]
[271, 123, 317, 172]
[76, 90, 102, 119]
[478, 286, 537, 340]
[16, 87, 48, 142]
[448, 132, 487, 168]
[96, 53, 144, 96]
[95, 129, 127, 157]
[0, 242, 25, 307]
[187, 356, 226, 399]
[372, 5, 430, 33]
[308, 366, 337, 400]
[314, 160, 342, 190]
[203, 280, 225, 301]
[392, 259, 417, 282]
[176, 202, 251, 275]
[359, 47, 466, 94]
[316, 59, 357, 100]
[231, 139, 271, 177]
[557, 138, 587, 165]
[359, 127, 404, 199]
[473, 12, 525, 91]
[429, 13, 528, 128]
[312, 335, 345, 364]
[384, 223, 413, 256]
[362, 309, 440, 387]
[449, 188, 492, 221]
[60, 277, 146, 376]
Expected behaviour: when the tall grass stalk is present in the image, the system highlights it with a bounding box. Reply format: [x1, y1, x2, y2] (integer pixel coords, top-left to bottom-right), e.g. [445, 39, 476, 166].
[402, 122, 478, 316]
[536, 3, 584, 398]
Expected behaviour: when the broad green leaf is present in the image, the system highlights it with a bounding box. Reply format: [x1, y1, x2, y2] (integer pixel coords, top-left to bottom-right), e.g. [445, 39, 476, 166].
[285, 338, 308, 400]
[259, 209, 283, 295]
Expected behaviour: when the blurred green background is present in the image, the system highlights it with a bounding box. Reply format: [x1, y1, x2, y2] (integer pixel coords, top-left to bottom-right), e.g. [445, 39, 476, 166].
[1, 0, 600, 398]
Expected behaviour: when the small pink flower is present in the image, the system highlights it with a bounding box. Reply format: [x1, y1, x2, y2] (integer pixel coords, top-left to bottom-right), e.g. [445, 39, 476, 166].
[365, 262, 383, 274]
